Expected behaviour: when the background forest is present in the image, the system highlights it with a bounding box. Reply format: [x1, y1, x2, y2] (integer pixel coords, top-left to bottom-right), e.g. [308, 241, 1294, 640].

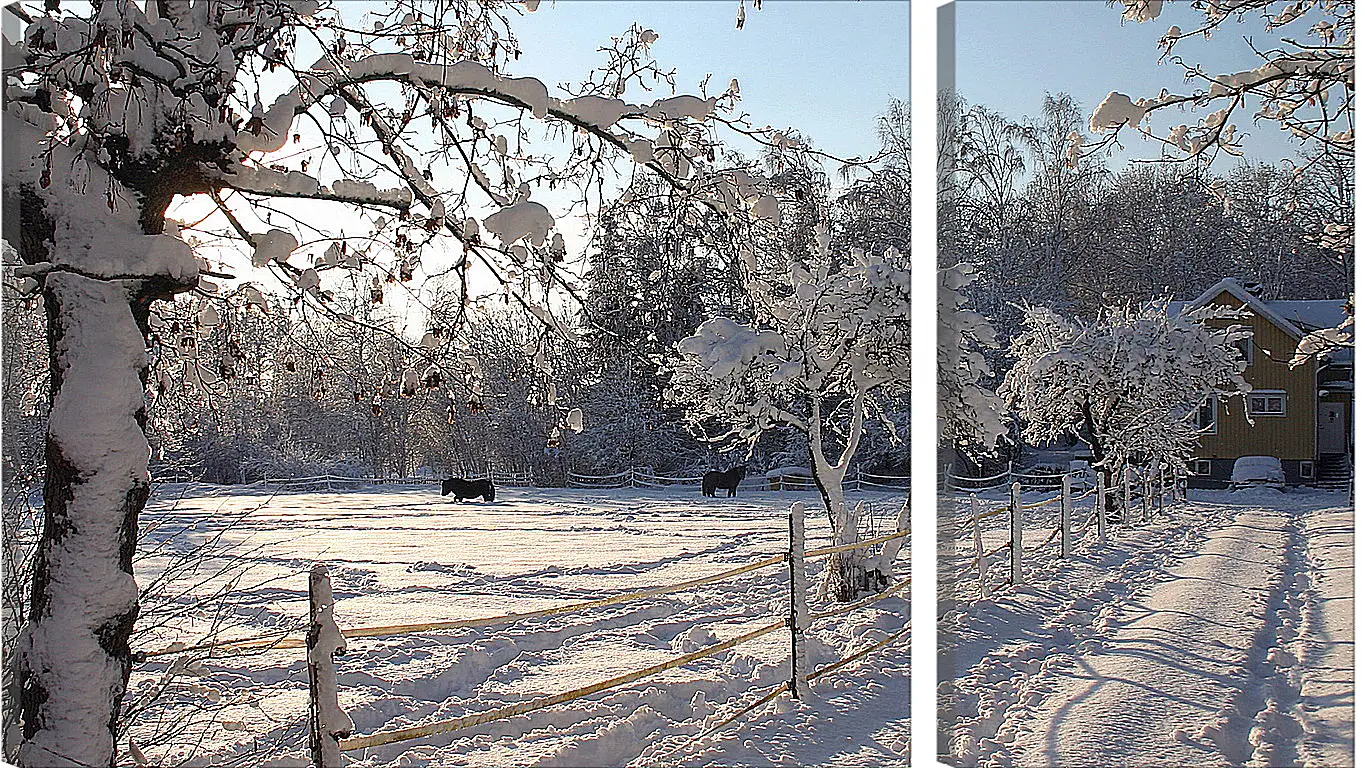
[2, 104, 911, 488]
[940, 89, 1352, 393]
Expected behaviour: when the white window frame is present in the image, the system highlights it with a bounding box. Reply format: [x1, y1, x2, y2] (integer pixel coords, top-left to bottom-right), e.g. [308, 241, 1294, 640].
[1248, 390, 1288, 416]
[1191, 459, 1212, 476]
[1300, 461, 1315, 479]
[1234, 325, 1255, 367]
[1195, 396, 1218, 434]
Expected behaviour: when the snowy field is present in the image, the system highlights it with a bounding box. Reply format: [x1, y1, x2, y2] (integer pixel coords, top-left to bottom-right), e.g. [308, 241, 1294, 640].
[938, 487, 1352, 768]
[126, 484, 910, 767]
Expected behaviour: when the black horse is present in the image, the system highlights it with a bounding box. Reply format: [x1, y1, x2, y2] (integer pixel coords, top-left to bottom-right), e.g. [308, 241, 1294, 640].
[702, 466, 747, 497]
[441, 477, 496, 501]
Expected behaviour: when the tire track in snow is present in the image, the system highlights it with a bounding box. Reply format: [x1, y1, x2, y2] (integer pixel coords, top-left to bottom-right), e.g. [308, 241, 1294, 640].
[993, 502, 1294, 767]
[1294, 501, 1354, 768]
[938, 500, 1234, 766]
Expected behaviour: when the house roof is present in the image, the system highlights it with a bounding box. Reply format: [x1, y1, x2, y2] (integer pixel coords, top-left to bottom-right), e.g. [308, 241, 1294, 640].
[1168, 278, 1350, 339]
[1168, 278, 1352, 365]
[1269, 300, 1352, 333]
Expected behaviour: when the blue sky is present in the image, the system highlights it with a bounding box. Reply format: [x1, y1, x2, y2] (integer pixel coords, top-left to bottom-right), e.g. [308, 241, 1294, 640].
[506, 1, 911, 166]
[951, 0, 1305, 168]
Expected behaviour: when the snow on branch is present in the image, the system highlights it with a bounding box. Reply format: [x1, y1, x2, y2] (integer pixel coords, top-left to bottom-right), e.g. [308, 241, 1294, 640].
[938, 263, 1006, 454]
[1091, 0, 1354, 171]
[667, 228, 910, 459]
[1000, 300, 1250, 469]
[1291, 295, 1354, 368]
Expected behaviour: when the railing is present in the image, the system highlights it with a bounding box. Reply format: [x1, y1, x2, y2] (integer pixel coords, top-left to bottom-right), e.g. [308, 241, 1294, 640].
[134, 504, 911, 766]
[150, 471, 536, 491]
[151, 468, 905, 493]
[566, 467, 909, 492]
[942, 464, 1186, 608]
[321, 509, 909, 762]
[942, 461, 1083, 492]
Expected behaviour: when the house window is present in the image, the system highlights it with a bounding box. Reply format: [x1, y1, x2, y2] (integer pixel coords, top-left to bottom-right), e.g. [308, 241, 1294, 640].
[1195, 397, 1218, 433]
[1248, 391, 1287, 416]
[1234, 327, 1255, 367]
[1300, 461, 1315, 479]
[1191, 459, 1212, 476]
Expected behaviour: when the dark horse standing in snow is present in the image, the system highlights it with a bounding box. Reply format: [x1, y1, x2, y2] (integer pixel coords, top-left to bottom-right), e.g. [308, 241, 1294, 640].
[702, 466, 747, 497]
[442, 477, 496, 501]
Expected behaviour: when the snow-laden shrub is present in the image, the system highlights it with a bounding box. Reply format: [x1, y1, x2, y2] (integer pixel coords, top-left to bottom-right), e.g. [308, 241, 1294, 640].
[999, 300, 1249, 503]
[667, 229, 910, 600]
[939, 263, 1007, 455]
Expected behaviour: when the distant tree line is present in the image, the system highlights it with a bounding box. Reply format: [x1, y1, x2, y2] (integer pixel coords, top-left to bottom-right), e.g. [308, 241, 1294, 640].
[2, 102, 912, 488]
[941, 90, 1351, 356]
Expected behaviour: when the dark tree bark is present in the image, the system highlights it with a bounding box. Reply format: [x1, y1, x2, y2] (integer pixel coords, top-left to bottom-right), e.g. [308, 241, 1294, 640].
[1079, 400, 1115, 521]
[10, 189, 194, 767]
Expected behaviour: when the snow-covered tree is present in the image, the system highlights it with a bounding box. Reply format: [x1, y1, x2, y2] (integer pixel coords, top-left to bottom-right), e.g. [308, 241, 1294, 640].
[938, 263, 1006, 454]
[999, 301, 1248, 509]
[833, 99, 911, 267]
[1292, 294, 1354, 367]
[1094, 0, 1353, 171]
[0, 0, 777, 762]
[667, 229, 910, 601]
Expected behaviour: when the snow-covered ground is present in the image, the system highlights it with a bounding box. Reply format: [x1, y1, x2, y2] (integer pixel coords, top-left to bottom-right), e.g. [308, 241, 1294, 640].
[126, 484, 909, 767]
[937, 486, 1353, 768]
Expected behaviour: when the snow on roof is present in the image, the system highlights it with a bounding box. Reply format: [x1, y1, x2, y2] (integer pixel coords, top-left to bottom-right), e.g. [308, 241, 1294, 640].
[1169, 278, 1349, 339]
[764, 466, 812, 478]
[1267, 300, 1350, 332]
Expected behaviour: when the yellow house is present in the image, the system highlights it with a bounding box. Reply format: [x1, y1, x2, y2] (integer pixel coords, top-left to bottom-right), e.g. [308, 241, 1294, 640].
[1172, 278, 1352, 488]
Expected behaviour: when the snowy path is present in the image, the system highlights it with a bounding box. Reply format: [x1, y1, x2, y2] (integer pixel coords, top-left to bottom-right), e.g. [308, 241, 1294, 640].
[1297, 504, 1353, 767]
[939, 489, 1352, 768]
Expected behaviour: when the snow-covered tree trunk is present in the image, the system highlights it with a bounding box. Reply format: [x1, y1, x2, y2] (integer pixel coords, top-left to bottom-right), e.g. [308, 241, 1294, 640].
[1079, 401, 1117, 521]
[668, 241, 908, 603]
[808, 391, 867, 602]
[16, 274, 159, 768]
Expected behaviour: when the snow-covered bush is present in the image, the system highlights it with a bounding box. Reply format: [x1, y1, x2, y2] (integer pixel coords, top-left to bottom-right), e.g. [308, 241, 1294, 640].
[999, 300, 1249, 509]
[667, 229, 910, 600]
[938, 263, 1007, 455]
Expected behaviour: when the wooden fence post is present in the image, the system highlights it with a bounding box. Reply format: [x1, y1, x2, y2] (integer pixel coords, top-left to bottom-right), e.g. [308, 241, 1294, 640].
[1060, 473, 1073, 559]
[971, 495, 986, 600]
[308, 565, 353, 768]
[1097, 470, 1108, 543]
[787, 503, 811, 699]
[1009, 481, 1023, 585]
[1121, 464, 1132, 527]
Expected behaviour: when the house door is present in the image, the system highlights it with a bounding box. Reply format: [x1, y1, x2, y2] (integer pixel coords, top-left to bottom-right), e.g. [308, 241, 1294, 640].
[1318, 402, 1347, 454]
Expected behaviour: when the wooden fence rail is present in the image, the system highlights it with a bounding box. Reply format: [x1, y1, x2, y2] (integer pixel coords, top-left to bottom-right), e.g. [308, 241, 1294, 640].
[133, 506, 910, 765]
[320, 511, 909, 763]
[566, 467, 910, 492]
[947, 464, 1185, 603]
